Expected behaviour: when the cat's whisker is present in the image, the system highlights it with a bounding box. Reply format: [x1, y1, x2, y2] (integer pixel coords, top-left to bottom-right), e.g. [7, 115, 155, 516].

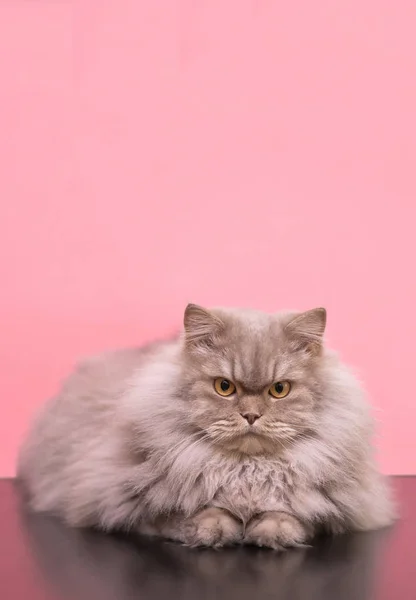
[211, 419, 233, 427]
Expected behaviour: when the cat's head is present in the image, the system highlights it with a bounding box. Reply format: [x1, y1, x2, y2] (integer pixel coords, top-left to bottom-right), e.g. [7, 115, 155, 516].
[180, 303, 327, 456]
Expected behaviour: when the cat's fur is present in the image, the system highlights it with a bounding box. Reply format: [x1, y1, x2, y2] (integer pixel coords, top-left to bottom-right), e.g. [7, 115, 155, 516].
[18, 304, 395, 548]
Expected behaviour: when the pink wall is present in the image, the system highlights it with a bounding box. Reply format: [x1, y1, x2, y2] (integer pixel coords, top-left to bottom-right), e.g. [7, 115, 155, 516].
[1, 1, 415, 476]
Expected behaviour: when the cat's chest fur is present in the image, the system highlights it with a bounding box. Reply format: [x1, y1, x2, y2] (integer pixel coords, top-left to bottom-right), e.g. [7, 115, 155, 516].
[184, 455, 335, 524]
[207, 459, 294, 520]
[136, 435, 339, 525]
[144, 451, 308, 522]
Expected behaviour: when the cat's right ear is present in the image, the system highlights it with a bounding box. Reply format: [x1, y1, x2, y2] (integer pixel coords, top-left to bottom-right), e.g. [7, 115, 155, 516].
[183, 304, 224, 348]
[284, 307, 327, 355]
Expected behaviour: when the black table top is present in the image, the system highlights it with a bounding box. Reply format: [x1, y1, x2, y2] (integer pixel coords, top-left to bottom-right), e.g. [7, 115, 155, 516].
[1, 478, 415, 600]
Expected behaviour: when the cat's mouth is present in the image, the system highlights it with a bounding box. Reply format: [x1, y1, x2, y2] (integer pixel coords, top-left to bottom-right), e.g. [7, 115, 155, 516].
[211, 429, 278, 456]
[229, 433, 276, 455]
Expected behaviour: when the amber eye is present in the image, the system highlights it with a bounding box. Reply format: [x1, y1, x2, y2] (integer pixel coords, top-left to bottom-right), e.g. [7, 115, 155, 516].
[214, 378, 236, 397]
[269, 381, 291, 399]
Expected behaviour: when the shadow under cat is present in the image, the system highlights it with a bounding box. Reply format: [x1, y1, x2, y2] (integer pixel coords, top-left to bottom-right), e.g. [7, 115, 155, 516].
[17, 495, 391, 600]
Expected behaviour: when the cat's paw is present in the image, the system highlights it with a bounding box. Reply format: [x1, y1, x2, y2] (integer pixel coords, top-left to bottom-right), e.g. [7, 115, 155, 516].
[244, 511, 311, 550]
[182, 507, 243, 548]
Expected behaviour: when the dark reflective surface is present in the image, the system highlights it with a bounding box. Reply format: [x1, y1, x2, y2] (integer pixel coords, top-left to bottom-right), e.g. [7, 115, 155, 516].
[1, 479, 415, 600]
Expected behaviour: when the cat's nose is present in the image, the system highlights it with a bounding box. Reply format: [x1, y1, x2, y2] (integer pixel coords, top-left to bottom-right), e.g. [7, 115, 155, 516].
[241, 412, 261, 425]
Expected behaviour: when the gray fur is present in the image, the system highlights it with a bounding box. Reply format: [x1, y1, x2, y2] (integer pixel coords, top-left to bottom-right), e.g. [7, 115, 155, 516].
[17, 305, 395, 548]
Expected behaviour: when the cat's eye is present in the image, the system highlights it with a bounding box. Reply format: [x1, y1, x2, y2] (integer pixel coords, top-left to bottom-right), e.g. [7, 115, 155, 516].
[269, 381, 291, 399]
[214, 378, 236, 397]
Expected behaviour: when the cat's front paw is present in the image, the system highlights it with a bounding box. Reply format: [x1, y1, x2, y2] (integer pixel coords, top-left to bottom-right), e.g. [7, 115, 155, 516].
[182, 507, 243, 548]
[244, 511, 311, 550]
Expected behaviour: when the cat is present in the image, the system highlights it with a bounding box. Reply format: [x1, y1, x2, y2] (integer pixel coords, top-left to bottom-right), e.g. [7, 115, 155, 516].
[17, 304, 395, 548]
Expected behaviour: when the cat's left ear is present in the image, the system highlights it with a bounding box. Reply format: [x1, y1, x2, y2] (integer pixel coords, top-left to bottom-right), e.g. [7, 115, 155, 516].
[284, 308, 326, 354]
[183, 304, 224, 348]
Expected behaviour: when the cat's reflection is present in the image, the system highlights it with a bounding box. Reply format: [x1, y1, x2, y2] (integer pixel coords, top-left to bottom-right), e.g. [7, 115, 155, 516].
[19, 502, 389, 600]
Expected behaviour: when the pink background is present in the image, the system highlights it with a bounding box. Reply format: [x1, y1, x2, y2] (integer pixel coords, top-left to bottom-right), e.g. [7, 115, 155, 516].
[1, 1, 415, 476]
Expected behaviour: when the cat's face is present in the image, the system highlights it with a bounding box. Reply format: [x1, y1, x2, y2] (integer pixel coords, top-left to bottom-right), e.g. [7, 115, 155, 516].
[181, 304, 327, 456]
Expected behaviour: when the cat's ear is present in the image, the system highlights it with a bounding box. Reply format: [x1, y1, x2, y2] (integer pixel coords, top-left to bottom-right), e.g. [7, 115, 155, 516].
[284, 308, 326, 354]
[184, 304, 224, 348]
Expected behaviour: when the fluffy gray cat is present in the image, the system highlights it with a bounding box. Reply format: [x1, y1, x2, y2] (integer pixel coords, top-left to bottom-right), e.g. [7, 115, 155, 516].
[18, 304, 395, 548]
